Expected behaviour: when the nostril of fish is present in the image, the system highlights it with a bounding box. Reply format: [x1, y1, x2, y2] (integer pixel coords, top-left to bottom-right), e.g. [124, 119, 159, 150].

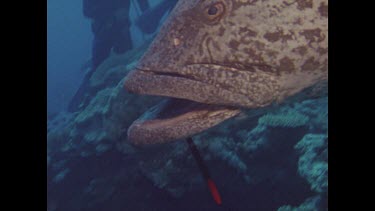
[173, 37, 181, 46]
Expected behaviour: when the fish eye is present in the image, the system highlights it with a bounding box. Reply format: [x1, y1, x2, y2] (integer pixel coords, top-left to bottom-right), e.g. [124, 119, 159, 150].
[208, 5, 219, 15]
[205, 2, 225, 21]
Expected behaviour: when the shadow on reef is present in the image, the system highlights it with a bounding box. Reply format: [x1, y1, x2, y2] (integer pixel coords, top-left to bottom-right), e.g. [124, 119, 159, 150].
[47, 126, 325, 211]
[48, 110, 327, 211]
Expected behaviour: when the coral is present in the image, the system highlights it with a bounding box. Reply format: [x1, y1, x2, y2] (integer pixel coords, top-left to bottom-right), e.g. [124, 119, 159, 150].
[139, 156, 187, 198]
[240, 125, 268, 153]
[207, 137, 247, 173]
[116, 142, 136, 155]
[51, 159, 66, 172]
[295, 134, 328, 193]
[48, 129, 69, 151]
[294, 97, 328, 133]
[278, 195, 326, 211]
[252, 96, 327, 133]
[95, 143, 112, 154]
[74, 88, 113, 127]
[84, 130, 107, 143]
[310, 110, 328, 132]
[48, 73, 162, 162]
[258, 111, 309, 128]
[47, 113, 76, 153]
[150, 168, 169, 189]
[80, 151, 93, 158]
[82, 178, 117, 206]
[89, 65, 128, 89]
[47, 111, 75, 133]
[53, 168, 70, 183]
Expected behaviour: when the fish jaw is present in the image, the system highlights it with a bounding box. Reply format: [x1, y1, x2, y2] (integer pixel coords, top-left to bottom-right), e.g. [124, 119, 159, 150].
[127, 98, 241, 145]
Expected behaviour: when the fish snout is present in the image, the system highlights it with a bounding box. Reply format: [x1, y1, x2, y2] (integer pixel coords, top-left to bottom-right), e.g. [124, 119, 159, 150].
[123, 69, 143, 94]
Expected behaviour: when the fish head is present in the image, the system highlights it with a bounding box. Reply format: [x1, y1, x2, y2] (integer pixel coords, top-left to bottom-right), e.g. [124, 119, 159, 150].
[124, 0, 328, 145]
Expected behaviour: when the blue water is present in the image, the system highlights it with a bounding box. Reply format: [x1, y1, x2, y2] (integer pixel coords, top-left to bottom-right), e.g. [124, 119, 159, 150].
[47, 0, 92, 115]
[47, 1, 328, 210]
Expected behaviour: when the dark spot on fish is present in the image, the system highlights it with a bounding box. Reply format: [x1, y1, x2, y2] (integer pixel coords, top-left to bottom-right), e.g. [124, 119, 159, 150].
[238, 27, 247, 34]
[300, 28, 325, 43]
[317, 47, 328, 55]
[272, 5, 281, 13]
[278, 57, 295, 73]
[293, 17, 303, 25]
[257, 64, 276, 73]
[264, 31, 282, 42]
[268, 8, 279, 18]
[244, 48, 264, 63]
[296, 0, 313, 10]
[186, 55, 195, 64]
[266, 50, 278, 59]
[229, 40, 240, 50]
[232, 0, 258, 10]
[264, 31, 292, 43]
[253, 41, 265, 51]
[292, 46, 308, 56]
[302, 57, 320, 72]
[218, 26, 226, 36]
[247, 13, 254, 19]
[318, 2, 328, 18]
[228, 21, 236, 26]
[239, 27, 257, 37]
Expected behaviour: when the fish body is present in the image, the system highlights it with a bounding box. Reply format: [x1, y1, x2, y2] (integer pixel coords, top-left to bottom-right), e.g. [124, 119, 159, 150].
[124, 0, 328, 145]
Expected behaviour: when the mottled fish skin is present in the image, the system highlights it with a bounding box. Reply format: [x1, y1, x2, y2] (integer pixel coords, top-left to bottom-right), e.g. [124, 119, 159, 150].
[125, 0, 328, 108]
[124, 0, 328, 145]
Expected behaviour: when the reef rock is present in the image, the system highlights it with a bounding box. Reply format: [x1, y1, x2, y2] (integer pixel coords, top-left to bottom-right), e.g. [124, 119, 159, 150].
[278, 194, 327, 211]
[295, 133, 328, 193]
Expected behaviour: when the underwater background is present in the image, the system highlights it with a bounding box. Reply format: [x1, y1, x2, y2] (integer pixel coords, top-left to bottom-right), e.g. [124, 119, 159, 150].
[47, 0, 328, 210]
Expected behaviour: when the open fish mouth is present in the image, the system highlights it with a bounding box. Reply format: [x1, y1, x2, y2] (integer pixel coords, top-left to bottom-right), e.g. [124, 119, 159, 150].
[124, 69, 241, 145]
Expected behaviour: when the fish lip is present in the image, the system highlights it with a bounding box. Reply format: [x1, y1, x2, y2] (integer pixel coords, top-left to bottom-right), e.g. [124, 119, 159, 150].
[125, 63, 276, 108]
[129, 65, 241, 95]
[135, 62, 275, 79]
[124, 67, 251, 107]
[127, 98, 241, 145]
[128, 66, 248, 110]
[133, 67, 199, 82]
